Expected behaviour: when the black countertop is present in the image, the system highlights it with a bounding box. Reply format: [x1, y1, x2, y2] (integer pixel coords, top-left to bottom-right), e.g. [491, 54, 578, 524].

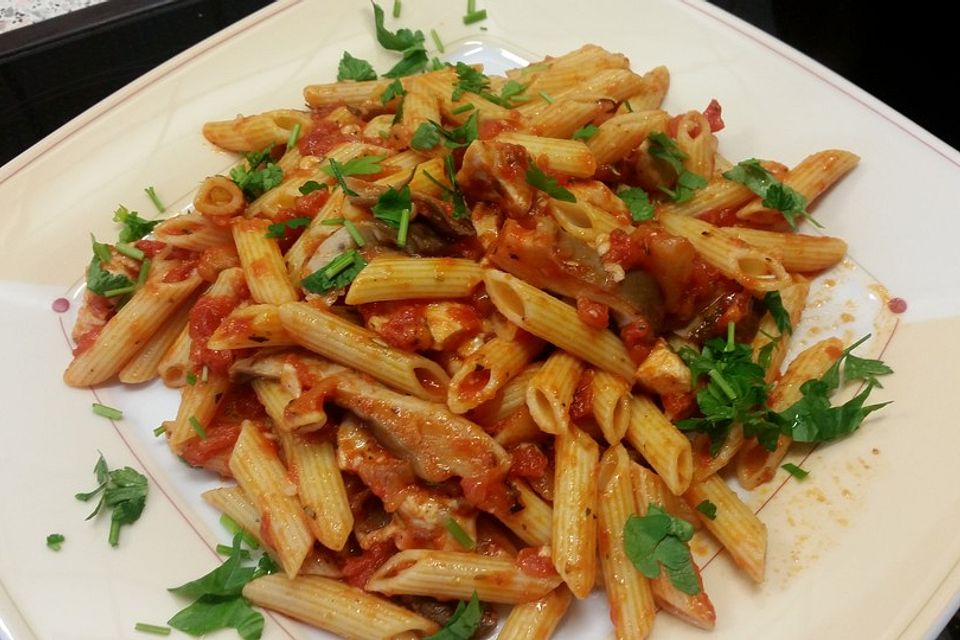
[0, 0, 955, 637]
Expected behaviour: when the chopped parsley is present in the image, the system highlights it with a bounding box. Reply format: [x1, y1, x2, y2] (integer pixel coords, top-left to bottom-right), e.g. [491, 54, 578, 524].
[265, 217, 311, 239]
[114, 205, 162, 243]
[299, 180, 328, 195]
[371, 1, 428, 78]
[286, 123, 301, 151]
[451, 103, 475, 115]
[411, 122, 442, 151]
[430, 28, 445, 53]
[646, 132, 707, 203]
[392, 0, 401, 16]
[323, 155, 385, 196]
[423, 154, 468, 219]
[167, 534, 278, 640]
[617, 187, 655, 222]
[443, 517, 475, 549]
[451, 62, 489, 101]
[678, 323, 780, 453]
[413, 112, 480, 152]
[538, 90, 555, 104]
[525, 164, 576, 202]
[46, 533, 65, 551]
[301, 250, 368, 294]
[372, 184, 413, 246]
[424, 591, 482, 640]
[781, 463, 809, 480]
[572, 124, 599, 140]
[380, 78, 406, 104]
[762, 291, 792, 336]
[499, 79, 530, 106]
[230, 148, 283, 200]
[462, 8, 487, 24]
[772, 335, 892, 443]
[624, 504, 700, 595]
[220, 514, 260, 550]
[722, 158, 817, 229]
[75, 453, 148, 547]
[86, 237, 134, 298]
[92, 403, 123, 420]
[189, 416, 207, 440]
[695, 500, 717, 520]
[143, 187, 166, 213]
[154, 425, 167, 437]
[134, 623, 171, 636]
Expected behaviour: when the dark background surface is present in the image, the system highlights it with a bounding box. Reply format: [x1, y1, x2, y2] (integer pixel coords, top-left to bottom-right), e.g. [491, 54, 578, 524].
[0, 0, 956, 636]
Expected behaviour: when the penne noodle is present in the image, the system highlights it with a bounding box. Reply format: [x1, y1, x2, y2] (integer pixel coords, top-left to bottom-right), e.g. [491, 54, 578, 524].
[552, 425, 600, 599]
[624, 394, 693, 496]
[232, 218, 299, 304]
[498, 586, 573, 640]
[448, 331, 545, 415]
[207, 303, 295, 350]
[345, 257, 484, 305]
[722, 227, 847, 272]
[496, 132, 597, 177]
[526, 350, 584, 435]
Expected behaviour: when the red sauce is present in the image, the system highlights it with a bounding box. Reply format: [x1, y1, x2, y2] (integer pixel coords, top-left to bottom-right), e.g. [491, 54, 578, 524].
[516, 547, 559, 578]
[189, 294, 242, 373]
[363, 302, 432, 351]
[72, 326, 103, 356]
[508, 443, 548, 480]
[479, 118, 519, 141]
[469, 285, 495, 318]
[459, 367, 492, 398]
[621, 317, 657, 365]
[703, 98, 725, 132]
[134, 239, 168, 258]
[341, 541, 397, 589]
[888, 297, 907, 314]
[570, 369, 595, 421]
[197, 245, 240, 283]
[697, 207, 739, 227]
[661, 391, 696, 422]
[576, 296, 609, 329]
[298, 119, 357, 157]
[294, 190, 330, 217]
[460, 471, 512, 516]
[180, 422, 241, 468]
[496, 142, 530, 181]
[162, 260, 199, 283]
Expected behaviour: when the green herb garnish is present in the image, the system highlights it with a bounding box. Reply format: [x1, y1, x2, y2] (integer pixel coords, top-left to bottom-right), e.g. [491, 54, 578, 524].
[189, 416, 207, 440]
[722, 158, 818, 229]
[624, 504, 700, 595]
[572, 124, 599, 140]
[75, 453, 148, 547]
[443, 517, 475, 549]
[525, 164, 576, 202]
[114, 205, 162, 243]
[135, 623, 171, 636]
[230, 148, 283, 200]
[695, 500, 717, 520]
[337, 51, 378, 81]
[372, 1, 428, 78]
[781, 463, 809, 479]
[424, 591, 482, 640]
[92, 403, 123, 420]
[144, 187, 166, 213]
[647, 132, 707, 203]
[617, 187, 655, 222]
[301, 250, 368, 294]
[462, 9, 487, 24]
[46, 533, 65, 551]
[265, 217, 311, 239]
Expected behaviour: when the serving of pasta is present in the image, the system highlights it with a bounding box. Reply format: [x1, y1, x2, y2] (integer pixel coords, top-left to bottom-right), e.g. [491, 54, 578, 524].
[61, 22, 894, 640]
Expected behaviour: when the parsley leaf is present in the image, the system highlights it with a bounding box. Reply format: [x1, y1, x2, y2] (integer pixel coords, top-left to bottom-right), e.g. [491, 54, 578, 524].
[572, 124, 599, 140]
[46, 533, 65, 551]
[773, 336, 892, 443]
[337, 51, 378, 81]
[781, 463, 809, 479]
[451, 62, 489, 101]
[424, 154, 469, 219]
[265, 217, 311, 239]
[424, 592, 482, 640]
[167, 534, 276, 640]
[301, 250, 368, 294]
[762, 291, 792, 336]
[323, 156, 384, 196]
[678, 328, 780, 453]
[722, 159, 816, 229]
[371, 1, 428, 77]
[86, 237, 134, 298]
[618, 187, 655, 222]
[230, 148, 283, 200]
[114, 206, 162, 243]
[74, 453, 148, 546]
[499, 79, 530, 105]
[695, 500, 717, 520]
[624, 504, 701, 595]
[372, 184, 412, 228]
[380, 78, 406, 104]
[411, 122, 442, 151]
[299, 180, 328, 195]
[525, 164, 576, 202]
[647, 132, 707, 203]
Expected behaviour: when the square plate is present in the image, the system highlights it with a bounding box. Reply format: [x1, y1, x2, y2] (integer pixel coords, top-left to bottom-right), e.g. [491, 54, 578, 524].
[2, 1, 959, 638]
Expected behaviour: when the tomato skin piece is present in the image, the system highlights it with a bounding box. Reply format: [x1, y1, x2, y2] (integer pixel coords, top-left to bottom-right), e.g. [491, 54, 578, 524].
[576, 296, 609, 330]
[516, 547, 559, 577]
[703, 98, 725, 132]
[508, 443, 548, 480]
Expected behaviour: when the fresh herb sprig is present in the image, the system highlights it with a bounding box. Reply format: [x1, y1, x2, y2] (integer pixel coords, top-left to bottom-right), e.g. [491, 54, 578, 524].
[624, 504, 701, 595]
[230, 148, 283, 200]
[646, 132, 707, 203]
[424, 591, 482, 640]
[301, 250, 368, 294]
[722, 159, 818, 229]
[74, 453, 148, 547]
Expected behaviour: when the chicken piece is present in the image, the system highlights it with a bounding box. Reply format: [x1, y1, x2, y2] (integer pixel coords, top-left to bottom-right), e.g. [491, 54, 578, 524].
[458, 141, 534, 217]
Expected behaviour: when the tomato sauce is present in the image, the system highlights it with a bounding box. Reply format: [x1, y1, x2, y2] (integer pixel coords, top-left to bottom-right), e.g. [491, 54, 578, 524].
[460, 470, 512, 516]
[72, 326, 103, 356]
[570, 369, 595, 421]
[341, 540, 397, 589]
[362, 302, 432, 351]
[189, 294, 242, 373]
[162, 260, 199, 283]
[516, 547, 559, 578]
[298, 119, 357, 157]
[576, 296, 609, 329]
[507, 443, 548, 480]
[621, 317, 657, 365]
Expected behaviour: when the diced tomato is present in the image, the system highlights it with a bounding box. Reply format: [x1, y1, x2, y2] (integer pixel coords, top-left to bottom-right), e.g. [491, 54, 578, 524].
[341, 541, 397, 589]
[362, 302, 432, 351]
[508, 443, 548, 480]
[134, 239, 167, 258]
[294, 189, 330, 217]
[662, 391, 697, 422]
[298, 119, 357, 157]
[479, 118, 518, 141]
[703, 99, 725, 132]
[72, 326, 103, 356]
[570, 369, 595, 421]
[621, 316, 657, 365]
[189, 294, 242, 373]
[162, 260, 199, 283]
[576, 296, 609, 329]
[460, 471, 512, 516]
[180, 422, 241, 468]
[697, 207, 739, 227]
[516, 547, 559, 577]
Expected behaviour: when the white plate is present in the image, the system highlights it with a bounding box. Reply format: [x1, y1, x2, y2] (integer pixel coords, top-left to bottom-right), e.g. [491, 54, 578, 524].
[2, 1, 959, 639]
